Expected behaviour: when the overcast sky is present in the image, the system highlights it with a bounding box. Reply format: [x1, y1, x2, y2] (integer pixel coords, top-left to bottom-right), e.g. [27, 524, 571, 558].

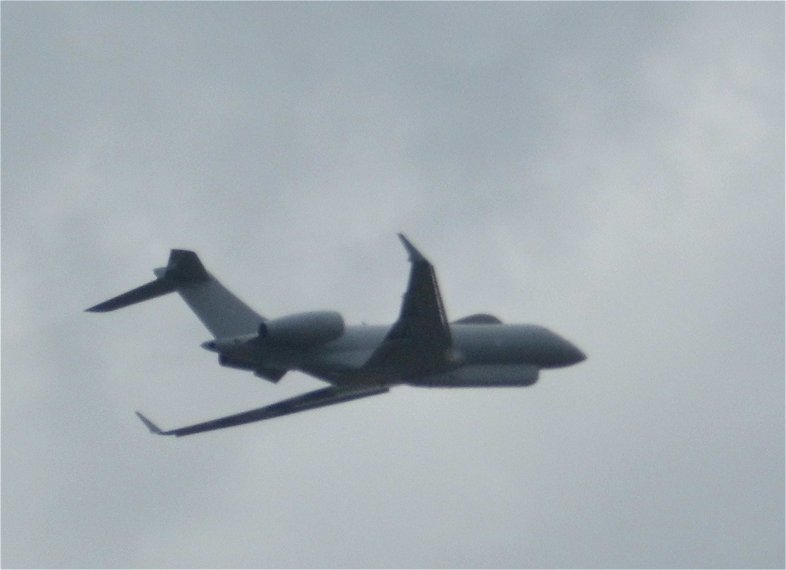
[2, 3, 783, 568]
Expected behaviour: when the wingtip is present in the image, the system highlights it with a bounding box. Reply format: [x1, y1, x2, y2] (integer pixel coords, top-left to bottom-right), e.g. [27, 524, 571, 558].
[135, 411, 167, 435]
[397, 233, 426, 263]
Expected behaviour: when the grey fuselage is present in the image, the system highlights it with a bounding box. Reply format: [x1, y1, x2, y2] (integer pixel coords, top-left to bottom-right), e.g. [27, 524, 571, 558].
[210, 322, 586, 388]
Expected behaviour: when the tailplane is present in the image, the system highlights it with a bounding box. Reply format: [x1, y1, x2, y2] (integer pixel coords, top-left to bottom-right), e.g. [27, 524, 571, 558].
[87, 250, 264, 338]
[86, 277, 176, 313]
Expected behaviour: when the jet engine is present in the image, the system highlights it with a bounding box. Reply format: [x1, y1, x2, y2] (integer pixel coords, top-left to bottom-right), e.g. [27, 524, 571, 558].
[258, 311, 345, 347]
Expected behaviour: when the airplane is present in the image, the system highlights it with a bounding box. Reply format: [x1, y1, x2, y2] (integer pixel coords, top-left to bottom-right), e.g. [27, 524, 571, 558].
[87, 234, 585, 437]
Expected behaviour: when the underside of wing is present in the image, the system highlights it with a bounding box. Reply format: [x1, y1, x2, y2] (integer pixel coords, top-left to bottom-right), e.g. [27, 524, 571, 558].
[362, 234, 452, 380]
[136, 385, 389, 437]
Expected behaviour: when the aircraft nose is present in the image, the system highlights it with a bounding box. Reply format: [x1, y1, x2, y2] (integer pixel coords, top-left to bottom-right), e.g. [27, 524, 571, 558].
[549, 332, 586, 366]
[564, 341, 587, 365]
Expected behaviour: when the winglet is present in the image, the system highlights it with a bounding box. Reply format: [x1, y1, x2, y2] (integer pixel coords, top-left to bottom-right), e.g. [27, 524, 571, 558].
[135, 411, 170, 435]
[397, 233, 428, 263]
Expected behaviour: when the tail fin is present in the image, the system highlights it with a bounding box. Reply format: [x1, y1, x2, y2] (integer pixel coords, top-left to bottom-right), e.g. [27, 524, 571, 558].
[87, 249, 264, 338]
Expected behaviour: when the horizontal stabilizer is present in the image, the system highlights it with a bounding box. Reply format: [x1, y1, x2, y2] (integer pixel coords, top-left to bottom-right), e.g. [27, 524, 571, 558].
[86, 278, 176, 312]
[135, 385, 389, 437]
[161, 249, 210, 284]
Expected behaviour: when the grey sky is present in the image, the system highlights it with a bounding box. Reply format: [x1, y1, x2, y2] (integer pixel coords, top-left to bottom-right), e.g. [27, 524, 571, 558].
[2, 3, 783, 568]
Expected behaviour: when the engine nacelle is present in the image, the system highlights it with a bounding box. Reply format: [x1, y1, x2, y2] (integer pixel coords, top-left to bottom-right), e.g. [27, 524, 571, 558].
[258, 311, 345, 347]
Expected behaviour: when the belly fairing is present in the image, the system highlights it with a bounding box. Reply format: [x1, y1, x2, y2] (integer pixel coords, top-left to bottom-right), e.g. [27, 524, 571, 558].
[409, 363, 539, 387]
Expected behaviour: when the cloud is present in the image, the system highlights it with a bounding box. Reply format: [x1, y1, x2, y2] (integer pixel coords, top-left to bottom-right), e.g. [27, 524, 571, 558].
[3, 3, 783, 568]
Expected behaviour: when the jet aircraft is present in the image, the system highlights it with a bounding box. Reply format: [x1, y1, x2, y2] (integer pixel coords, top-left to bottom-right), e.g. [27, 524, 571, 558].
[87, 235, 585, 436]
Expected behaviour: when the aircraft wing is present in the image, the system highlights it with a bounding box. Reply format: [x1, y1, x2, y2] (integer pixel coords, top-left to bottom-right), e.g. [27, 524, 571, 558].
[362, 234, 452, 379]
[136, 385, 389, 437]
